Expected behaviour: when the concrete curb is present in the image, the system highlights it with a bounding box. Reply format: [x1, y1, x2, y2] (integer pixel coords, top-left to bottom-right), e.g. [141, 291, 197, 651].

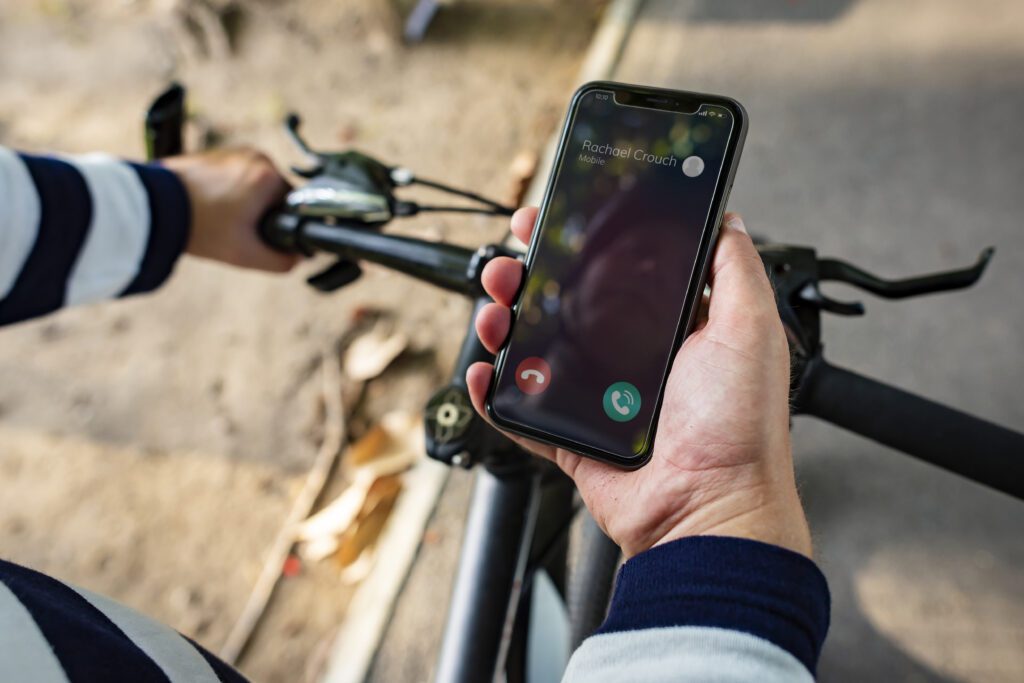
[319, 458, 449, 683]
[523, 0, 643, 209]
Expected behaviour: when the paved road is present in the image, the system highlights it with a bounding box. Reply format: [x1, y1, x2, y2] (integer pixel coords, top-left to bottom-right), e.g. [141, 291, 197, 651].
[615, 1, 1024, 680]
[370, 1, 1024, 681]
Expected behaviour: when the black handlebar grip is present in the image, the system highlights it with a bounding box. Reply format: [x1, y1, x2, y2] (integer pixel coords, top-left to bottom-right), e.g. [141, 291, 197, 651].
[797, 357, 1024, 500]
[259, 208, 302, 253]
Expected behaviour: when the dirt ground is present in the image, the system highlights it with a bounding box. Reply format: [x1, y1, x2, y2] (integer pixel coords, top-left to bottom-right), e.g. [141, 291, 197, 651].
[0, 1, 599, 680]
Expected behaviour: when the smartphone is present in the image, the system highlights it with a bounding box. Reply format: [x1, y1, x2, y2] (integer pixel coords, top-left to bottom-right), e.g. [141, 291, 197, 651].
[485, 81, 748, 468]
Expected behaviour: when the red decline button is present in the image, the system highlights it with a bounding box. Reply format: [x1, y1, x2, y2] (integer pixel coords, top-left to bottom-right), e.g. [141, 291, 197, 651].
[515, 357, 552, 395]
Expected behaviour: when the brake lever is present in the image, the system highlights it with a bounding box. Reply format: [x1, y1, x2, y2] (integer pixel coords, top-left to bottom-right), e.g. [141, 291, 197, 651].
[282, 112, 515, 225]
[818, 247, 995, 299]
[759, 244, 825, 358]
[798, 283, 865, 316]
[389, 171, 516, 217]
[306, 260, 363, 292]
[760, 244, 864, 401]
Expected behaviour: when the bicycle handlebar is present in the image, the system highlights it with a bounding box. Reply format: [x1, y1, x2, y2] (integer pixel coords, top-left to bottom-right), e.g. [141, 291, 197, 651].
[797, 356, 1024, 499]
[262, 206, 1024, 500]
[262, 211, 489, 297]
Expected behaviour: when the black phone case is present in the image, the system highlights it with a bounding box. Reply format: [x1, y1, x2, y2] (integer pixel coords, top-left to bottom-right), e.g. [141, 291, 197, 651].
[485, 80, 749, 469]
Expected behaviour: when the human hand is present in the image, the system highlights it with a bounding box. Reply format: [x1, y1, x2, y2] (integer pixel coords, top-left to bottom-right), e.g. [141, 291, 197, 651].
[467, 209, 812, 559]
[162, 148, 298, 272]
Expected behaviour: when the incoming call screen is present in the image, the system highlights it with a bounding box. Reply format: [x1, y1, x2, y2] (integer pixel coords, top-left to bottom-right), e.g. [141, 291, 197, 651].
[491, 89, 736, 458]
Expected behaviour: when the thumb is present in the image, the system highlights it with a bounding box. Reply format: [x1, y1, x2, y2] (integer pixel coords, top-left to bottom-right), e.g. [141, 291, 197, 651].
[707, 213, 776, 327]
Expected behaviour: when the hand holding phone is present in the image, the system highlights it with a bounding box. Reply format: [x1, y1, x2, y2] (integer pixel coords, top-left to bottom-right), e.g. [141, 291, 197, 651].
[467, 211, 813, 559]
[486, 82, 747, 467]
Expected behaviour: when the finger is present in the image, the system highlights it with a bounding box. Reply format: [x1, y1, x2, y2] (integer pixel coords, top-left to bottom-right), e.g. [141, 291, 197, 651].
[707, 213, 777, 326]
[465, 363, 590, 481]
[474, 302, 511, 354]
[510, 207, 539, 246]
[480, 256, 524, 306]
[466, 364, 622, 536]
[251, 248, 301, 273]
[466, 362, 494, 417]
[692, 287, 712, 333]
[241, 173, 295, 272]
[262, 177, 297, 271]
[466, 362, 558, 460]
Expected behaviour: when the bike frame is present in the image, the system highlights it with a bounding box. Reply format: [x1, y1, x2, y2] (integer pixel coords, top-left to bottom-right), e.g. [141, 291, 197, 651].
[435, 462, 578, 683]
[146, 84, 1024, 683]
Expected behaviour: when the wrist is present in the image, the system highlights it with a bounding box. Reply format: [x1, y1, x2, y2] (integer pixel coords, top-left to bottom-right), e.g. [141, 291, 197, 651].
[158, 150, 294, 272]
[158, 157, 203, 254]
[651, 482, 813, 559]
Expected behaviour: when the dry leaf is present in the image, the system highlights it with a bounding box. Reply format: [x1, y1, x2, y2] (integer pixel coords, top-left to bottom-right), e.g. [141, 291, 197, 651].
[343, 323, 408, 381]
[296, 412, 424, 565]
[296, 480, 369, 544]
[506, 148, 539, 206]
[299, 536, 341, 563]
[347, 424, 389, 466]
[339, 549, 375, 585]
[336, 474, 403, 568]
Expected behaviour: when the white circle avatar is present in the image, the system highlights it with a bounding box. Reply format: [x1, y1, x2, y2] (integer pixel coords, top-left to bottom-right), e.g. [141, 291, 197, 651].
[682, 156, 705, 178]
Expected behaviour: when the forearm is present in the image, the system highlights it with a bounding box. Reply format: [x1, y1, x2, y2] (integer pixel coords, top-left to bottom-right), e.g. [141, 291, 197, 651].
[562, 536, 830, 682]
[0, 147, 189, 326]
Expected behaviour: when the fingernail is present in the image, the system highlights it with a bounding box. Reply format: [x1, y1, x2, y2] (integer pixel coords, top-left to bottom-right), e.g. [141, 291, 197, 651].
[726, 214, 748, 234]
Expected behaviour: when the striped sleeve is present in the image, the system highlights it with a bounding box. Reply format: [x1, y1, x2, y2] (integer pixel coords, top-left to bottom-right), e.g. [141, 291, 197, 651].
[562, 536, 831, 682]
[0, 147, 190, 326]
[0, 559, 248, 683]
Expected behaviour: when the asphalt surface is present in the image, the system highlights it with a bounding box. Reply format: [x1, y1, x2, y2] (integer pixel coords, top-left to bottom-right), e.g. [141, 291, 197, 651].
[370, 1, 1024, 681]
[615, 1, 1024, 680]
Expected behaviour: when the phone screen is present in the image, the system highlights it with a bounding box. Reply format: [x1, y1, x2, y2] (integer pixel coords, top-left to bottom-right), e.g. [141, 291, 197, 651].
[490, 87, 738, 461]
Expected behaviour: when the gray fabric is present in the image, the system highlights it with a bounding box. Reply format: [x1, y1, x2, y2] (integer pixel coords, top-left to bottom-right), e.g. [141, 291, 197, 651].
[72, 586, 221, 683]
[562, 626, 814, 683]
[0, 147, 41, 299]
[59, 154, 150, 306]
[0, 579, 69, 683]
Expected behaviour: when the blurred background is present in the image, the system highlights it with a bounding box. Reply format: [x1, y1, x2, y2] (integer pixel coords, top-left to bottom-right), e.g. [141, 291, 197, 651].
[0, 1, 1022, 682]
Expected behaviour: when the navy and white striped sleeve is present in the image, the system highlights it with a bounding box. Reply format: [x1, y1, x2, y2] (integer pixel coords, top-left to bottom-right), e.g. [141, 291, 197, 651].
[0, 559, 248, 683]
[563, 536, 831, 682]
[0, 146, 190, 326]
